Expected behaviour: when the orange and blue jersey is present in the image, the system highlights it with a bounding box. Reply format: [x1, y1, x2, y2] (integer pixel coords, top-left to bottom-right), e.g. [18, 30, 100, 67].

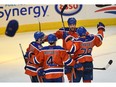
[65, 30, 104, 63]
[54, 27, 79, 49]
[54, 27, 89, 49]
[25, 41, 43, 76]
[30, 45, 75, 79]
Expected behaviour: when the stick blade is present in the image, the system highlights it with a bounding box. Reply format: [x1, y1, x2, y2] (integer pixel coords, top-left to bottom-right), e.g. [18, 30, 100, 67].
[93, 67, 106, 70]
[108, 60, 113, 65]
[61, 4, 67, 14]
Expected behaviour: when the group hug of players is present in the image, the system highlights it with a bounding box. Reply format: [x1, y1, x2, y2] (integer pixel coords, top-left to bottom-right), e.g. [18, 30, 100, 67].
[24, 17, 105, 83]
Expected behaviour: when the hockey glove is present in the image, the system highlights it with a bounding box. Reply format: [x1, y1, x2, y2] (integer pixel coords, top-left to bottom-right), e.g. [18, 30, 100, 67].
[97, 22, 105, 32]
[24, 52, 29, 59]
[74, 62, 83, 69]
[38, 68, 45, 76]
[64, 66, 72, 74]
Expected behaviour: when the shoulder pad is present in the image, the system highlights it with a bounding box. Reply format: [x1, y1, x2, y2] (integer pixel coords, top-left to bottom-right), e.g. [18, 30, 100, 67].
[41, 46, 64, 50]
[88, 34, 94, 39]
[55, 46, 64, 50]
[76, 38, 84, 42]
[30, 41, 36, 45]
[84, 34, 94, 42]
[31, 41, 43, 50]
[41, 46, 49, 50]
[59, 27, 69, 31]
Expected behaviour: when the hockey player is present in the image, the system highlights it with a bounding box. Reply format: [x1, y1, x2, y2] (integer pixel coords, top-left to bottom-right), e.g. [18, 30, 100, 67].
[54, 17, 79, 49]
[24, 31, 45, 82]
[29, 34, 81, 82]
[53, 17, 87, 82]
[65, 22, 105, 82]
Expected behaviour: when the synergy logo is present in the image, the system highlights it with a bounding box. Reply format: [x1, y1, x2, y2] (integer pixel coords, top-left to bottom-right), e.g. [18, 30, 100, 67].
[95, 4, 116, 14]
[0, 5, 49, 20]
[55, 4, 82, 16]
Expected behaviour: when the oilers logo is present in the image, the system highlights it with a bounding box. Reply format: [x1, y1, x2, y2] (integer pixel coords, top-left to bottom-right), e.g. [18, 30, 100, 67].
[55, 4, 83, 16]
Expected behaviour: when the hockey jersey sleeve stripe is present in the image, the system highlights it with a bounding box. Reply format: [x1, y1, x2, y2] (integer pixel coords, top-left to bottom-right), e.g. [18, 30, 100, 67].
[97, 34, 103, 41]
[66, 59, 73, 66]
[44, 68, 63, 71]
[64, 58, 73, 66]
[44, 68, 63, 74]
[77, 55, 92, 60]
[37, 67, 43, 72]
[25, 65, 37, 72]
[33, 57, 40, 64]
[97, 26, 105, 29]
[28, 51, 33, 58]
[69, 44, 76, 54]
[31, 44, 40, 51]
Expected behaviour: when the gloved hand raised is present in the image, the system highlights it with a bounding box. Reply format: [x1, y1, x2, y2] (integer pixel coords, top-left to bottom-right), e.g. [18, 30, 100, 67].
[97, 22, 105, 32]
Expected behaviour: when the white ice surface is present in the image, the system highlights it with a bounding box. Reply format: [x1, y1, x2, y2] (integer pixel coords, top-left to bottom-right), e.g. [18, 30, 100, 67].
[0, 26, 116, 82]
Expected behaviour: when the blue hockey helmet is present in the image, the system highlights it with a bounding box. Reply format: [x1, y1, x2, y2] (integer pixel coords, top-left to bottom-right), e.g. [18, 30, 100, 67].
[34, 31, 45, 40]
[48, 34, 57, 43]
[67, 17, 76, 25]
[76, 26, 87, 37]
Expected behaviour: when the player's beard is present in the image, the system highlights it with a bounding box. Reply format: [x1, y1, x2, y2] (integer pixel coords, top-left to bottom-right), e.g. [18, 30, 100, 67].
[70, 27, 76, 32]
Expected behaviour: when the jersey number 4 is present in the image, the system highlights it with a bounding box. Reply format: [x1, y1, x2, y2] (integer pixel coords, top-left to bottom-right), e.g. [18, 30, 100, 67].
[47, 56, 53, 65]
[47, 56, 57, 66]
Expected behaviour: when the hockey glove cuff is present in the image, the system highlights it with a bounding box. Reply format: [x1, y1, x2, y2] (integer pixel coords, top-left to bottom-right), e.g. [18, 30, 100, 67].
[37, 67, 45, 76]
[97, 22, 105, 32]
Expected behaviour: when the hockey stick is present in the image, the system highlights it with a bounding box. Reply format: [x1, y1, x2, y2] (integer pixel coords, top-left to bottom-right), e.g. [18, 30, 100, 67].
[19, 44, 26, 63]
[61, 4, 67, 28]
[60, 5, 76, 81]
[37, 18, 41, 32]
[19, 44, 34, 82]
[39, 22, 41, 32]
[93, 60, 113, 70]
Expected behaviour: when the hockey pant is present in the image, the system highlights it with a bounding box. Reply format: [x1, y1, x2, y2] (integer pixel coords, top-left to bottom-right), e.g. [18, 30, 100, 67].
[73, 62, 93, 82]
[43, 76, 64, 82]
